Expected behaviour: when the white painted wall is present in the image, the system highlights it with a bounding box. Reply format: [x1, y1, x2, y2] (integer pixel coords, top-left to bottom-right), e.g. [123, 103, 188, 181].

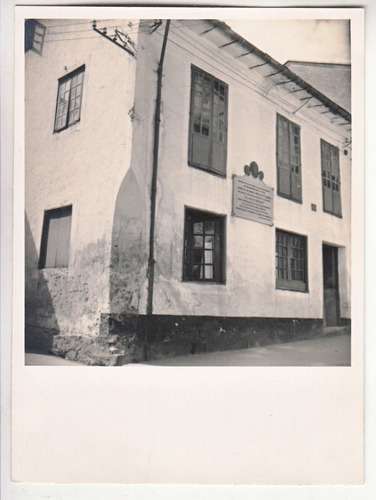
[25, 19, 351, 339]
[146, 22, 351, 320]
[25, 20, 139, 335]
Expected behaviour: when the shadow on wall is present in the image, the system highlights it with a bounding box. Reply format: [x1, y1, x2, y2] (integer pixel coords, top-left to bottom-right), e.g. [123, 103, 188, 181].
[25, 212, 59, 354]
[109, 168, 148, 318]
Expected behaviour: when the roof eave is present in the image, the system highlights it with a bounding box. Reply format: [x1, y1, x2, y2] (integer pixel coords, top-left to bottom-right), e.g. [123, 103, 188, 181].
[207, 19, 351, 124]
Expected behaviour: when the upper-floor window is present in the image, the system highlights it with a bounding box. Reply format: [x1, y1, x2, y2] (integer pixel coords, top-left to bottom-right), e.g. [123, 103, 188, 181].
[39, 206, 72, 269]
[321, 139, 342, 217]
[183, 208, 226, 283]
[54, 65, 85, 132]
[25, 19, 46, 55]
[276, 114, 302, 202]
[188, 66, 228, 177]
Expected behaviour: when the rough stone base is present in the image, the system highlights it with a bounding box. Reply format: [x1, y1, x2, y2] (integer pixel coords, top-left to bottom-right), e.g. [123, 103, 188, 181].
[25, 325, 127, 366]
[26, 316, 351, 366]
[100, 314, 332, 363]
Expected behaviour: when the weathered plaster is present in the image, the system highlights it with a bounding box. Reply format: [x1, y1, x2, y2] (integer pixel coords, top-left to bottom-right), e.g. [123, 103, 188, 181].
[25, 20, 139, 339]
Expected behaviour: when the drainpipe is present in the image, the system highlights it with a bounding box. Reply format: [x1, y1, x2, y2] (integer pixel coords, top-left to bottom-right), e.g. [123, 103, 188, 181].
[145, 20, 170, 357]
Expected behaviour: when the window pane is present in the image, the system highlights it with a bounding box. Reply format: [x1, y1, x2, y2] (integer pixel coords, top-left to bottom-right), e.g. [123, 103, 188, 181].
[204, 265, 213, 279]
[184, 210, 224, 283]
[205, 250, 213, 264]
[193, 222, 203, 234]
[204, 235, 214, 248]
[205, 221, 214, 234]
[193, 249, 203, 264]
[192, 265, 202, 280]
[194, 236, 203, 248]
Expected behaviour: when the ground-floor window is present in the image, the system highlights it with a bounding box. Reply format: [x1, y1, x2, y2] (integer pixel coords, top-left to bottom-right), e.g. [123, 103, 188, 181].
[39, 205, 72, 269]
[276, 229, 308, 292]
[183, 208, 225, 283]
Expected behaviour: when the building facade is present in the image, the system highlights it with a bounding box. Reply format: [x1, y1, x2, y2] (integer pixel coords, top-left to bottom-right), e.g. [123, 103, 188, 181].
[25, 19, 351, 365]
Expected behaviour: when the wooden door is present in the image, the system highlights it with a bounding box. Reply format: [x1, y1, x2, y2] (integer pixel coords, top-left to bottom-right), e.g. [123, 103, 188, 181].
[323, 244, 340, 326]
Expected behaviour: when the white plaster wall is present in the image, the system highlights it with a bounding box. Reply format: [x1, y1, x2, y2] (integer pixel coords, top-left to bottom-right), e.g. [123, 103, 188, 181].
[25, 20, 138, 335]
[148, 23, 351, 320]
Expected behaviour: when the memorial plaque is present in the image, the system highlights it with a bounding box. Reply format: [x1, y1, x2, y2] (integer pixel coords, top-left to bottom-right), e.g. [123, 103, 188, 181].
[232, 174, 274, 226]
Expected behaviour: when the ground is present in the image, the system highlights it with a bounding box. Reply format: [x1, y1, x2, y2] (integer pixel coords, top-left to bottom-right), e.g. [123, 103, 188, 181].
[25, 333, 350, 366]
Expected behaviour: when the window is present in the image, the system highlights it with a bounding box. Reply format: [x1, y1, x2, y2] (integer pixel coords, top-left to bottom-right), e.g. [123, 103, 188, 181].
[321, 139, 342, 217]
[183, 208, 225, 283]
[188, 66, 228, 176]
[276, 229, 307, 292]
[54, 66, 85, 132]
[39, 206, 72, 269]
[276, 114, 302, 202]
[25, 19, 46, 55]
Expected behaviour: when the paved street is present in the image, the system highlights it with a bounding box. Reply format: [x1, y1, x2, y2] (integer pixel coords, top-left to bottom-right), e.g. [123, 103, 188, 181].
[25, 352, 84, 366]
[144, 334, 351, 367]
[25, 333, 350, 366]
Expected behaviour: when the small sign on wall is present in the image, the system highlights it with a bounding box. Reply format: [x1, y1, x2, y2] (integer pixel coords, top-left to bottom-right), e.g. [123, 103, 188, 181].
[232, 165, 274, 226]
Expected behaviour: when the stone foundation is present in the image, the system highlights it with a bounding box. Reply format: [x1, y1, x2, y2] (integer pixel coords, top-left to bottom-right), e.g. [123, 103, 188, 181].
[26, 315, 351, 366]
[100, 314, 327, 363]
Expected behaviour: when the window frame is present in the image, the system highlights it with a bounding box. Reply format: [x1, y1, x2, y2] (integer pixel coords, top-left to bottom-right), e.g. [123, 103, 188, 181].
[54, 65, 85, 133]
[188, 65, 228, 178]
[276, 229, 308, 293]
[276, 113, 302, 203]
[183, 207, 226, 284]
[25, 19, 46, 55]
[38, 205, 73, 269]
[321, 139, 342, 218]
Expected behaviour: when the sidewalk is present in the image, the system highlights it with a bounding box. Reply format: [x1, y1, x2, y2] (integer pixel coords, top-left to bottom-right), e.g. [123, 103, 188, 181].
[25, 352, 85, 366]
[25, 333, 350, 366]
[144, 333, 351, 367]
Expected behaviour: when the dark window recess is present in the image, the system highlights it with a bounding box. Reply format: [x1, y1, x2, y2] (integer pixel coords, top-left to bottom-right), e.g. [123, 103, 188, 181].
[276, 114, 302, 202]
[321, 139, 342, 217]
[54, 66, 85, 132]
[188, 66, 228, 177]
[25, 19, 46, 55]
[276, 229, 308, 292]
[39, 206, 72, 269]
[183, 208, 225, 283]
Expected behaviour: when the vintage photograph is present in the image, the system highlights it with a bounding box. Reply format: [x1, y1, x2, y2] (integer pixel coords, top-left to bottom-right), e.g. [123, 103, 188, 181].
[24, 17, 352, 367]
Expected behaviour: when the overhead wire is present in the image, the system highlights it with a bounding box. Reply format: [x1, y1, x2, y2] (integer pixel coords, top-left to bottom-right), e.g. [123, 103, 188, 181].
[43, 19, 210, 40]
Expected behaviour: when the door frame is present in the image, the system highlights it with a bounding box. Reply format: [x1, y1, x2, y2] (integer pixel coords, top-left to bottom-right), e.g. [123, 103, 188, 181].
[322, 243, 340, 327]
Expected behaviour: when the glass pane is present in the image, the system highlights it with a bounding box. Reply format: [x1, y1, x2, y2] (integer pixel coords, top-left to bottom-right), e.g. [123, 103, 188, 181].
[204, 265, 213, 279]
[194, 236, 203, 248]
[192, 265, 202, 280]
[204, 235, 214, 248]
[205, 250, 213, 264]
[205, 221, 214, 234]
[193, 249, 203, 264]
[193, 123, 201, 133]
[193, 222, 203, 234]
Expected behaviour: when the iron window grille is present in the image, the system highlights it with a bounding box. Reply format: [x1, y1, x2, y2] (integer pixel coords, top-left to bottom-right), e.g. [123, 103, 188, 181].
[54, 65, 85, 132]
[183, 208, 225, 283]
[276, 114, 302, 202]
[39, 206, 72, 269]
[276, 229, 308, 292]
[188, 66, 228, 177]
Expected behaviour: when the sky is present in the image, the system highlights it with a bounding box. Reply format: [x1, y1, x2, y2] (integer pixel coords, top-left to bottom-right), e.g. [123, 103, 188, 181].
[228, 19, 351, 66]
